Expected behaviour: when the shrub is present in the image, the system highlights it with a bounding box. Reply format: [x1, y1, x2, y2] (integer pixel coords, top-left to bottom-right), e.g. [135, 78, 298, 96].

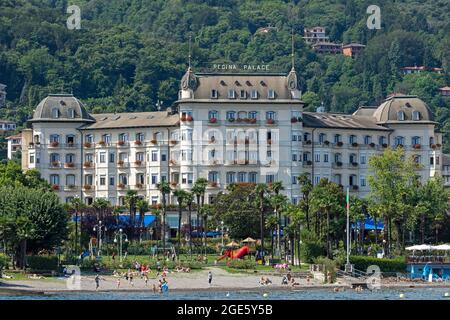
[314, 256, 338, 283]
[301, 241, 326, 263]
[27, 255, 58, 271]
[228, 259, 256, 270]
[349, 256, 406, 273]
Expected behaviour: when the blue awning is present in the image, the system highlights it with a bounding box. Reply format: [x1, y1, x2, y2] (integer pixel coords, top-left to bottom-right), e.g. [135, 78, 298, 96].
[72, 213, 156, 227]
[352, 218, 384, 230]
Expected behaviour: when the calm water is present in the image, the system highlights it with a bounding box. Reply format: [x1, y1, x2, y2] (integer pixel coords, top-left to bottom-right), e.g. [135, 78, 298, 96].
[1, 288, 450, 300]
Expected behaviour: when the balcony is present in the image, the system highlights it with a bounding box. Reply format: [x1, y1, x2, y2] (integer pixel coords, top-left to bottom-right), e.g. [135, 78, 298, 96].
[117, 161, 130, 168]
[49, 161, 61, 169]
[117, 141, 129, 147]
[302, 160, 313, 167]
[333, 142, 344, 148]
[49, 142, 61, 148]
[64, 143, 78, 149]
[332, 162, 343, 169]
[133, 140, 144, 147]
[348, 162, 359, 169]
[135, 183, 145, 190]
[51, 185, 60, 191]
[83, 161, 94, 169]
[134, 160, 145, 167]
[207, 181, 219, 189]
[117, 183, 128, 190]
[64, 185, 77, 192]
[28, 142, 41, 149]
[64, 162, 76, 169]
[83, 142, 94, 148]
[83, 185, 94, 191]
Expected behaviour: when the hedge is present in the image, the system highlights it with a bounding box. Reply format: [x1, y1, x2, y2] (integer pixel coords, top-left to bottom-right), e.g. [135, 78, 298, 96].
[27, 256, 59, 271]
[228, 259, 256, 270]
[350, 256, 406, 273]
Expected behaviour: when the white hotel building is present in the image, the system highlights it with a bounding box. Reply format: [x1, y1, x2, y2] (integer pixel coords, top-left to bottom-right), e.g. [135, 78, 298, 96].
[21, 68, 443, 206]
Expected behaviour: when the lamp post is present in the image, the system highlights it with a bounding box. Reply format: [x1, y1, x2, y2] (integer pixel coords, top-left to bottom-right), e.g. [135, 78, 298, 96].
[114, 229, 128, 262]
[93, 220, 107, 257]
[220, 221, 224, 248]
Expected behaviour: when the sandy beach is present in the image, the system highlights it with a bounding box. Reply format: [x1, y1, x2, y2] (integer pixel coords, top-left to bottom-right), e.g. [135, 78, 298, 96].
[1, 267, 449, 295]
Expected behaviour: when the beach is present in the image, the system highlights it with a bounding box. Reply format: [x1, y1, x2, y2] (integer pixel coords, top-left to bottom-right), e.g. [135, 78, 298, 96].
[1, 267, 450, 295]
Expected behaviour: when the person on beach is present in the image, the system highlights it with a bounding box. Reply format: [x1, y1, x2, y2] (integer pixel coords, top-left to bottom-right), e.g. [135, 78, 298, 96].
[144, 274, 149, 286]
[152, 283, 157, 293]
[95, 274, 101, 291]
[208, 271, 213, 286]
[116, 277, 121, 289]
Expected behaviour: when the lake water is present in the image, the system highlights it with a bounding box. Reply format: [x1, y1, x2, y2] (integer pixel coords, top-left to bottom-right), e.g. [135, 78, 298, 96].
[1, 287, 449, 300]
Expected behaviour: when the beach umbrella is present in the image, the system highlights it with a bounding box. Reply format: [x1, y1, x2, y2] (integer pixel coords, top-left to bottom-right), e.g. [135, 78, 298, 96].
[242, 237, 257, 243]
[405, 244, 433, 251]
[226, 241, 240, 247]
[432, 244, 450, 251]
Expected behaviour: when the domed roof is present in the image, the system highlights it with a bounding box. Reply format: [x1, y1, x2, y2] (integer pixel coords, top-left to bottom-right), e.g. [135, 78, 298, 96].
[30, 94, 94, 122]
[373, 95, 435, 124]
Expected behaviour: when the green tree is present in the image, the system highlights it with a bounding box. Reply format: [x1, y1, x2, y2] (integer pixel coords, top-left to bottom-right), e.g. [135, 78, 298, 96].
[173, 188, 188, 250]
[156, 181, 171, 251]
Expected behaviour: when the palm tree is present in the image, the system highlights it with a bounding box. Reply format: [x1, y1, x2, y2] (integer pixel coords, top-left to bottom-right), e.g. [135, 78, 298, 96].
[69, 197, 84, 254]
[156, 181, 171, 253]
[297, 174, 313, 231]
[192, 178, 208, 230]
[136, 199, 149, 242]
[201, 204, 214, 258]
[184, 192, 195, 258]
[125, 190, 139, 235]
[265, 215, 278, 259]
[92, 198, 111, 221]
[270, 193, 287, 259]
[173, 189, 188, 250]
[254, 183, 269, 264]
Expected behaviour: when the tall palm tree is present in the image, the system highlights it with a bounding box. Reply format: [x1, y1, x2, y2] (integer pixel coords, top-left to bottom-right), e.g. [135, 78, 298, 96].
[156, 181, 171, 253]
[173, 189, 188, 251]
[184, 192, 195, 258]
[192, 178, 208, 232]
[269, 181, 284, 258]
[136, 199, 149, 242]
[69, 197, 84, 254]
[125, 190, 139, 235]
[265, 215, 278, 258]
[297, 174, 313, 231]
[254, 183, 269, 264]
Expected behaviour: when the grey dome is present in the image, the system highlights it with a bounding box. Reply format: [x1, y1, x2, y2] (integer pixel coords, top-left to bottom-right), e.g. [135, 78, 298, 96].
[373, 95, 435, 124]
[30, 94, 94, 123]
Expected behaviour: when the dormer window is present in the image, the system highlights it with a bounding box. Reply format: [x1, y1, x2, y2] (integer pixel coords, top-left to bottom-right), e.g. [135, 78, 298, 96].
[211, 89, 218, 99]
[228, 89, 236, 99]
[267, 89, 275, 99]
[397, 111, 406, 121]
[412, 111, 421, 121]
[239, 90, 247, 99]
[250, 89, 258, 99]
[52, 108, 59, 119]
[67, 108, 75, 118]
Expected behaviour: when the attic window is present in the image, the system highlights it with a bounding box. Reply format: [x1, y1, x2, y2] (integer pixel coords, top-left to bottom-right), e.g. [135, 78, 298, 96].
[240, 90, 247, 99]
[211, 89, 218, 99]
[245, 81, 252, 86]
[67, 108, 75, 118]
[412, 111, 421, 121]
[267, 89, 275, 99]
[220, 80, 226, 86]
[228, 89, 236, 99]
[397, 111, 406, 121]
[52, 108, 59, 119]
[250, 89, 258, 99]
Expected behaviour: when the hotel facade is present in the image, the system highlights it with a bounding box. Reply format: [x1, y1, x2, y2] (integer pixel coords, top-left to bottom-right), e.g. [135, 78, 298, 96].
[21, 68, 443, 206]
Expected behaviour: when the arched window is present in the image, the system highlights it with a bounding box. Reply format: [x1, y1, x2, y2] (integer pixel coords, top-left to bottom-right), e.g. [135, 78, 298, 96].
[394, 136, 405, 146]
[50, 153, 60, 163]
[50, 174, 60, 185]
[237, 111, 247, 120]
[412, 111, 421, 121]
[52, 108, 59, 119]
[349, 135, 357, 144]
[208, 110, 218, 120]
[334, 134, 341, 143]
[65, 154, 75, 163]
[66, 174, 75, 186]
[50, 134, 60, 143]
[266, 111, 276, 120]
[364, 135, 372, 145]
[226, 111, 236, 120]
[248, 111, 258, 119]
[119, 174, 127, 185]
[411, 136, 421, 145]
[397, 111, 406, 121]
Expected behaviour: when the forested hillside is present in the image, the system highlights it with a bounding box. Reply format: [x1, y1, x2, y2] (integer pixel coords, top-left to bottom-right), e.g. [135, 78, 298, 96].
[0, 0, 449, 150]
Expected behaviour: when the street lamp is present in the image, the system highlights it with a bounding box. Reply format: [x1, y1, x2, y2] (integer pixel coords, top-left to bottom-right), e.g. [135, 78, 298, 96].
[93, 220, 107, 257]
[114, 228, 128, 262]
[220, 221, 224, 248]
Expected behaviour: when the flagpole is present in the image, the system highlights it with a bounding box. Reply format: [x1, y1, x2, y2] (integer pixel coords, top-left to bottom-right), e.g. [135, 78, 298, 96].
[346, 187, 351, 270]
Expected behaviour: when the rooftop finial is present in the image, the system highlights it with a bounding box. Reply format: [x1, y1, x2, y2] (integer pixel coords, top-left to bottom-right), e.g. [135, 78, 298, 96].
[291, 28, 295, 71]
